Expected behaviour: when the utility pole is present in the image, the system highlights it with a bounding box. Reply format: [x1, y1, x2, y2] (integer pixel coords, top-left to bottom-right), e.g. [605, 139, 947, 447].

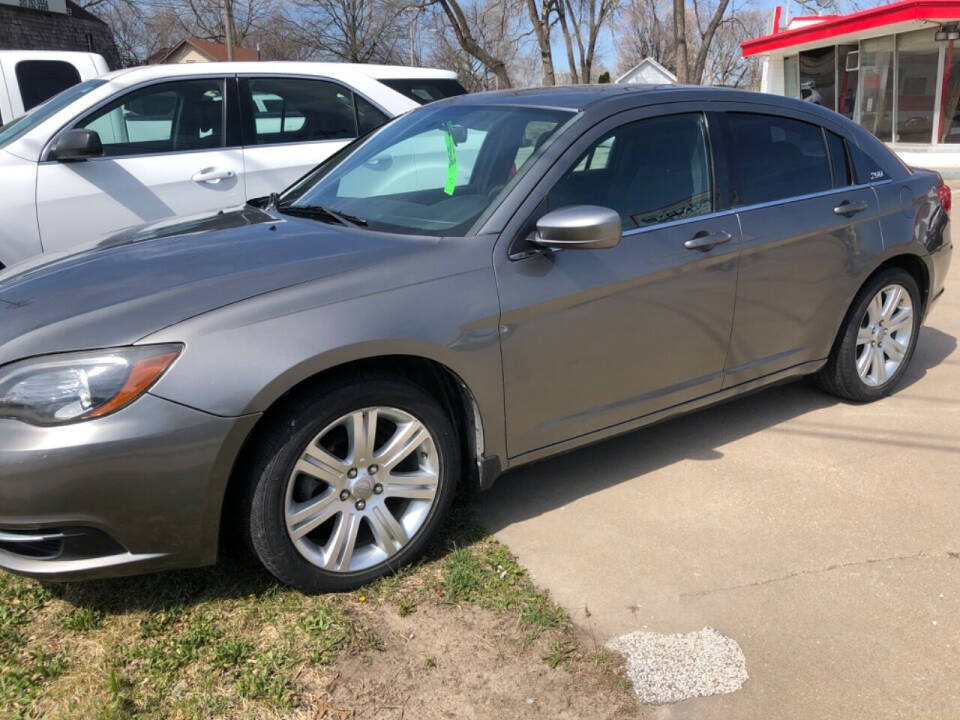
[224, 0, 236, 60]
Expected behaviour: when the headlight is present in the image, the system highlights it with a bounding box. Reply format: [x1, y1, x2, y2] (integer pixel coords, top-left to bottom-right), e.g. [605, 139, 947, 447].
[0, 344, 182, 426]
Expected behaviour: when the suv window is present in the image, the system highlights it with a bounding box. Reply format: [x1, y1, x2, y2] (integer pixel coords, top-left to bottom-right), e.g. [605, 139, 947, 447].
[548, 113, 714, 230]
[355, 94, 389, 135]
[81, 79, 225, 157]
[379, 78, 468, 104]
[725, 113, 831, 206]
[16, 61, 81, 112]
[242, 78, 357, 145]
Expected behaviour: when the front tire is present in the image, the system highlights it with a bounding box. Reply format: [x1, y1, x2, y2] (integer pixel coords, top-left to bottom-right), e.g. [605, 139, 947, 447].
[816, 268, 921, 402]
[242, 376, 459, 593]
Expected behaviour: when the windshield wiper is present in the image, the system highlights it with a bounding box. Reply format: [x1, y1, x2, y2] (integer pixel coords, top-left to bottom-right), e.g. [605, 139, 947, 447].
[277, 203, 367, 227]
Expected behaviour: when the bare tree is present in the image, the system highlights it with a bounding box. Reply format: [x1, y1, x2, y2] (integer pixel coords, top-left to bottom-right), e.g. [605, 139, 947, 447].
[614, 0, 674, 76]
[293, 0, 408, 62]
[525, 0, 556, 85]
[432, 0, 518, 88]
[702, 7, 765, 87]
[673, 0, 689, 82]
[556, 0, 617, 83]
[687, 0, 732, 83]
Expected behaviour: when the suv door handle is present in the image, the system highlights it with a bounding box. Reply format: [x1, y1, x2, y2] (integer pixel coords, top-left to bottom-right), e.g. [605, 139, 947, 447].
[684, 230, 732, 251]
[833, 200, 869, 217]
[192, 167, 235, 184]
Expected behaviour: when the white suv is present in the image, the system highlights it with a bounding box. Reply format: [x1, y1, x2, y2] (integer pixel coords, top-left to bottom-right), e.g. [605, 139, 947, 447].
[0, 62, 465, 268]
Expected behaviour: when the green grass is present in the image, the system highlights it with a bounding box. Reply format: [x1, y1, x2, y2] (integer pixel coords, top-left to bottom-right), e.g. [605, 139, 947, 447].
[543, 640, 577, 669]
[0, 513, 596, 718]
[441, 539, 568, 634]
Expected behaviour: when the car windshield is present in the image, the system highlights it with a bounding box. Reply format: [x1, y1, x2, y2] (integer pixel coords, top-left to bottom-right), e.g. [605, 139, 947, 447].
[280, 103, 576, 236]
[0, 78, 107, 150]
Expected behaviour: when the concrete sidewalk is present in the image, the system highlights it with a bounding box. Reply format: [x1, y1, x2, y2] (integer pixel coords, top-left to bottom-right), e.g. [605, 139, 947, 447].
[479, 228, 960, 719]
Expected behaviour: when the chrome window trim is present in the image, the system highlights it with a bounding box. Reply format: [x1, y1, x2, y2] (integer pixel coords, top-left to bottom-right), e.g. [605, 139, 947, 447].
[38, 144, 244, 164]
[240, 137, 354, 151]
[620, 179, 891, 239]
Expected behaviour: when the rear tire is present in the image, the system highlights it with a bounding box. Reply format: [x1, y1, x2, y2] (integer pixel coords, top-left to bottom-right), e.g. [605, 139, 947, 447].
[815, 268, 921, 402]
[241, 375, 459, 593]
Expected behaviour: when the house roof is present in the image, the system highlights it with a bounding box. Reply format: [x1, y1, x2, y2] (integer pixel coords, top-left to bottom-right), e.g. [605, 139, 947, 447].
[615, 57, 677, 84]
[158, 37, 259, 63]
[742, 0, 960, 56]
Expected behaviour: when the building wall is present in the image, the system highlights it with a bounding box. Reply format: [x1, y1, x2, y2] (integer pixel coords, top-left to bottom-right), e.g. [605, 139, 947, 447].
[166, 46, 211, 64]
[0, 2, 119, 68]
[760, 57, 784, 95]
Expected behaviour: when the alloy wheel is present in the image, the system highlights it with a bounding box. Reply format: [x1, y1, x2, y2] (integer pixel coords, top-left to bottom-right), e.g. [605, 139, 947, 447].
[855, 283, 913, 387]
[284, 406, 439, 573]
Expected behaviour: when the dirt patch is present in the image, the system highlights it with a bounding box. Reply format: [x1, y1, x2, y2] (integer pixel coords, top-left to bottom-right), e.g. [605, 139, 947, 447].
[305, 603, 640, 720]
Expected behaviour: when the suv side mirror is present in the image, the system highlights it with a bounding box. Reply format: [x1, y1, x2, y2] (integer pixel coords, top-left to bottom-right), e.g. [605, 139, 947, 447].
[533, 205, 621, 250]
[49, 129, 103, 162]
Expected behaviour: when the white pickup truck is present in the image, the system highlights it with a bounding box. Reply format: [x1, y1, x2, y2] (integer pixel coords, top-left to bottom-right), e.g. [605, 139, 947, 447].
[0, 50, 107, 125]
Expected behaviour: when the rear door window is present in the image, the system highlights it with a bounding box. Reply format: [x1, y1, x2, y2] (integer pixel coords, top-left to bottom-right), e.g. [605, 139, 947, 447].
[241, 77, 357, 145]
[16, 60, 81, 112]
[724, 113, 832, 206]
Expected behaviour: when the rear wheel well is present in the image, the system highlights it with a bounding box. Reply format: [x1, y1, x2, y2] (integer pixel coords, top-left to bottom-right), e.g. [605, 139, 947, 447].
[219, 355, 483, 546]
[824, 253, 929, 365]
[874, 254, 929, 311]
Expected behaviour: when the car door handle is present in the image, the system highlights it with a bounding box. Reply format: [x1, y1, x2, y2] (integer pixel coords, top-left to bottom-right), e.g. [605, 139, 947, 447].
[833, 200, 869, 217]
[192, 167, 235, 184]
[684, 230, 732, 251]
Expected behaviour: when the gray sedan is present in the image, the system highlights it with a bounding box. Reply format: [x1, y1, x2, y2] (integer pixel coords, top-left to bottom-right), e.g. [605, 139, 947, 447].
[0, 86, 952, 592]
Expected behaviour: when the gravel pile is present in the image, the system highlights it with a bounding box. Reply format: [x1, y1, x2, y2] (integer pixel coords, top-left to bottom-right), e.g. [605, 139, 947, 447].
[606, 626, 748, 704]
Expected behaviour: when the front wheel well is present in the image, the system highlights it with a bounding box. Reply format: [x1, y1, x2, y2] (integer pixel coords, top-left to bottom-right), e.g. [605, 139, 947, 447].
[219, 355, 485, 545]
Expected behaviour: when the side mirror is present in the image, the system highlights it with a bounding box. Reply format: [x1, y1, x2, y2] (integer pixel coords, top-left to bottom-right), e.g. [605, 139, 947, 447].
[49, 129, 103, 162]
[533, 205, 621, 250]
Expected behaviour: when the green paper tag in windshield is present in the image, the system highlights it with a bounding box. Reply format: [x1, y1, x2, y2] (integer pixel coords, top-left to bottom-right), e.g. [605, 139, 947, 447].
[442, 123, 458, 196]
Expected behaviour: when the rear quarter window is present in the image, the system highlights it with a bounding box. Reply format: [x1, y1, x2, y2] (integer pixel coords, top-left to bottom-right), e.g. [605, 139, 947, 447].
[379, 79, 468, 104]
[848, 143, 891, 183]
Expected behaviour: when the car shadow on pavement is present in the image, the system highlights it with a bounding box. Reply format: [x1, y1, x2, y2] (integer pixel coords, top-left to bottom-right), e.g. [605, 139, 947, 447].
[42, 328, 955, 611]
[478, 326, 956, 534]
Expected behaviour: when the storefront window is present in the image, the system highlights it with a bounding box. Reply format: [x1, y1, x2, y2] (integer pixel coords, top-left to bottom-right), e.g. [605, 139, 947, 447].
[940, 40, 960, 142]
[837, 45, 858, 119]
[799, 47, 836, 110]
[784, 55, 799, 99]
[896, 29, 939, 143]
[859, 36, 895, 141]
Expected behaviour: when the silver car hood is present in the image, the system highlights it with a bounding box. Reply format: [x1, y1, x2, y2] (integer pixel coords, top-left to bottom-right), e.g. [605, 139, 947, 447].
[0, 207, 433, 365]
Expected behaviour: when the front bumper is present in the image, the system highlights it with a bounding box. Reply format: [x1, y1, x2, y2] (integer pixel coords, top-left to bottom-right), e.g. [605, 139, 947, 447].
[0, 393, 258, 581]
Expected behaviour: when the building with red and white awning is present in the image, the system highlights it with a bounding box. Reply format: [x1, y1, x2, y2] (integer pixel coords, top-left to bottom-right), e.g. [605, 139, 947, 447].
[742, 0, 960, 170]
